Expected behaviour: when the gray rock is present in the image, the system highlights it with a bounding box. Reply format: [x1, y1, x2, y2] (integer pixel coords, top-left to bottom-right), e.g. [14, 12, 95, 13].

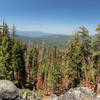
[96, 95, 100, 100]
[22, 92, 27, 100]
[0, 80, 19, 100]
[0, 97, 2, 100]
[50, 94, 58, 100]
[58, 95, 64, 100]
[42, 87, 100, 100]
[33, 92, 38, 100]
[63, 87, 94, 100]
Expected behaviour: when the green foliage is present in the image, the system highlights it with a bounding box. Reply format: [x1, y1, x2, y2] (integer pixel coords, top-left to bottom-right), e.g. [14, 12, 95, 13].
[19, 89, 33, 97]
[65, 33, 83, 86]
[52, 59, 62, 85]
[2, 22, 100, 93]
[96, 23, 100, 32]
[0, 24, 13, 80]
[19, 89, 44, 99]
[91, 23, 100, 83]
[78, 27, 91, 81]
[38, 63, 50, 87]
[0, 22, 26, 84]
[78, 27, 91, 54]
[15, 34, 71, 49]
[12, 40, 26, 73]
[28, 48, 38, 83]
[47, 58, 62, 90]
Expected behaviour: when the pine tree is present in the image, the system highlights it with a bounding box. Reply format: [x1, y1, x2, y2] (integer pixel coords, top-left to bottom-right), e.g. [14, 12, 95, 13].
[0, 23, 13, 80]
[47, 48, 62, 92]
[78, 27, 91, 81]
[65, 33, 83, 86]
[12, 40, 26, 88]
[28, 48, 38, 88]
[91, 23, 100, 83]
[51, 58, 62, 90]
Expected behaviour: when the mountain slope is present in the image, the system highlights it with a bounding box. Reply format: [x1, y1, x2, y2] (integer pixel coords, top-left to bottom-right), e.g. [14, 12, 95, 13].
[15, 31, 71, 49]
[16, 31, 50, 37]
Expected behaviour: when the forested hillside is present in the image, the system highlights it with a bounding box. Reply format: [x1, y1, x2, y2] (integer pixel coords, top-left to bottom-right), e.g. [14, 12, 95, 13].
[16, 31, 50, 37]
[14, 34, 71, 49]
[1, 22, 100, 95]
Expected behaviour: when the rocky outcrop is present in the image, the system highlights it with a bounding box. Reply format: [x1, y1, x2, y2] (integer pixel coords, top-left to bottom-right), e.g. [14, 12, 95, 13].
[63, 87, 100, 100]
[1, 80, 100, 100]
[0, 80, 19, 100]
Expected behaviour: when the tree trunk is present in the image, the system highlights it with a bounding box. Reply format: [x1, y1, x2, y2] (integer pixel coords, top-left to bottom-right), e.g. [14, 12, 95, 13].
[84, 58, 87, 81]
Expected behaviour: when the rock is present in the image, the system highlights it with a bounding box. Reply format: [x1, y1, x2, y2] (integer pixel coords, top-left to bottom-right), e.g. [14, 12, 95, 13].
[0, 80, 19, 100]
[96, 94, 100, 100]
[50, 94, 58, 100]
[42, 87, 100, 100]
[96, 83, 100, 94]
[63, 87, 94, 100]
[0, 97, 2, 100]
[33, 92, 38, 100]
[22, 92, 27, 100]
[58, 95, 64, 100]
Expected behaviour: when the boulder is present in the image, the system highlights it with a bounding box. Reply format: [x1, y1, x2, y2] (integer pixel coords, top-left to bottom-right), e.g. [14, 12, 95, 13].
[96, 95, 100, 100]
[63, 87, 95, 100]
[40, 87, 100, 100]
[0, 80, 19, 100]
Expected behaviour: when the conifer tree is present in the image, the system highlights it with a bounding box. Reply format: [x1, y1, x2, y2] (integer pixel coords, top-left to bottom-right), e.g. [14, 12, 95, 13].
[91, 23, 100, 83]
[65, 33, 83, 86]
[78, 27, 91, 81]
[51, 58, 62, 90]
[0, 23, 13, 80]
[28, 48, 38, 88]
[12, 40, 26, 87]
[47, 48, 62, 92]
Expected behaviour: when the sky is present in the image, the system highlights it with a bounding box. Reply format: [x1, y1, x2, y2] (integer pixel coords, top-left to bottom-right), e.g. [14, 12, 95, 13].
[0, 0, 100, 35]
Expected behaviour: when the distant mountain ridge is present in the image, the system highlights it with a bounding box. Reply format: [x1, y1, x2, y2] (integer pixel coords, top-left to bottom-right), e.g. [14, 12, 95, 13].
[16, 31, 51, 37]
[15, 31, 71, 49]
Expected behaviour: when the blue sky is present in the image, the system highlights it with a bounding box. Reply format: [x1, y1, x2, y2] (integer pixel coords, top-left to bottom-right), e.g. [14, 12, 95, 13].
[0, 0, 100, 35]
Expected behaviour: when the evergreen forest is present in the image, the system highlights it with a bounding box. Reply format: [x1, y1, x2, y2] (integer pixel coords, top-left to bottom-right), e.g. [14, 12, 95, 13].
[1, 21, 100, 95]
